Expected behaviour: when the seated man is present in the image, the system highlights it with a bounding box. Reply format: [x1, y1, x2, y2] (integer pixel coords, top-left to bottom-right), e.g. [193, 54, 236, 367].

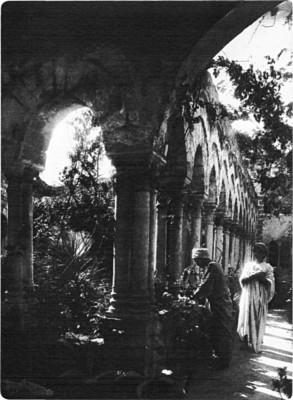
[193, 248, 233, 370]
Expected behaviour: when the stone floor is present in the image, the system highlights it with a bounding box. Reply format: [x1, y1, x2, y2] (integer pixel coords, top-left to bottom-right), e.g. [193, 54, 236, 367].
[186, 309, 292, 400]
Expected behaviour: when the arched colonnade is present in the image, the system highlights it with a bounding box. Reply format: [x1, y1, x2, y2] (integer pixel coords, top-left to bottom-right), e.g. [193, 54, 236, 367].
[1, 0, 277, 374]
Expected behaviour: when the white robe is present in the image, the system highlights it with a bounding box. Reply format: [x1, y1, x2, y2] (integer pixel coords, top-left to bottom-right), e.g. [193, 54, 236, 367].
[237, 261, 275, 353]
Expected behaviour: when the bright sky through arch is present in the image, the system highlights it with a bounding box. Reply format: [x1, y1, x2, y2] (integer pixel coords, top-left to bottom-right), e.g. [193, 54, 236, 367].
[40, 116, 75, 186]
[40, 108, 115, 185]
[211, 0, 292, 133]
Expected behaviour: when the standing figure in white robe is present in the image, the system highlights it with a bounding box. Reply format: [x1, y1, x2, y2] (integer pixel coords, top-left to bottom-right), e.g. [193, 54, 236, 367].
[237, 242, 275, 353]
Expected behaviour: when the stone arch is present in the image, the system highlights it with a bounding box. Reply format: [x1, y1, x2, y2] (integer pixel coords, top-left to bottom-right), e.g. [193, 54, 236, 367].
[208, 166, 217, 204]
[215, 120, 225, 146]
[191, 145, 205, 194]
[2, 46, 173, 177]
[245, 214, 249, 231]
[218, 180, 227, 212]
[231, 173, 235, 190]
[198, 88, 211, 104]
[228, 152, 234, 168]
[165, 115, 188, 194]
[239, 205, 243, 225]
[228, 192, 233, 219]
[223, 160, 229, 182]
[233, 199, 239, 222]
[241, 192, 245, 211]
[176, 2, 276, 87]
[210, 143, 221, 177]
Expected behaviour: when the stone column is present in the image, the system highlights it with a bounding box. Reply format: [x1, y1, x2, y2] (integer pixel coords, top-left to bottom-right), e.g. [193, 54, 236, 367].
[190, 195, 204, 253]
[132, 188, 152, 309]
[168, 194, 185, 284]
[203, 203, 216, 258]
[108, 176, 132, 314]
[234, 230, 240, 270]
[223, 218, 231, 274]
[148, 189, 158, 300]
[229, 225, 236, 268]
[109, 170, 156, 315]
[5, 167, 35, 331]
[156, 196, 168, 284]
[237, 227, 245, 270]
[214, 212, 224, 265]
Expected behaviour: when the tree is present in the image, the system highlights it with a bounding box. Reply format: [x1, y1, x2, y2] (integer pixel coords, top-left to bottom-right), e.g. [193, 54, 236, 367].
[211, 56, 292, 215]
[33, 110, 115, 336]
[34, 110, 115, 271]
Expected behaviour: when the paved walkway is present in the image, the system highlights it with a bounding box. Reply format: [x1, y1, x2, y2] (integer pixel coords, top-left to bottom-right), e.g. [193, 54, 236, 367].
[186, 309, 292, 400]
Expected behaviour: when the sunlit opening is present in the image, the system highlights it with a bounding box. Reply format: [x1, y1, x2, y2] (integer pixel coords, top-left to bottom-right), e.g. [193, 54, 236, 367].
[40, 107, 115, 185]
[210, 3, 293, 134]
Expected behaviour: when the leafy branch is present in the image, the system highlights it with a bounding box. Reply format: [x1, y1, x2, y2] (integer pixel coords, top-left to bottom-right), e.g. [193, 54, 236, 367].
[211, 56, 292, 215]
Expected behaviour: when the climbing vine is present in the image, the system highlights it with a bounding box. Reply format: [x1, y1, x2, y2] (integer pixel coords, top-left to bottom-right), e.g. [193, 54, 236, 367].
[181, 73, 230, 137]
[210, 56, 292, 215]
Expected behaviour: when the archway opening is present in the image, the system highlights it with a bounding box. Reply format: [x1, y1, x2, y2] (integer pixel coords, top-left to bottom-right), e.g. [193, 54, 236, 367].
[40, 107, 115, 186]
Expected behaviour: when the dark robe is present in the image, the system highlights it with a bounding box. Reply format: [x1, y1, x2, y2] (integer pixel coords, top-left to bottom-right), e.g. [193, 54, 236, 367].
[195, 261, 233, 365]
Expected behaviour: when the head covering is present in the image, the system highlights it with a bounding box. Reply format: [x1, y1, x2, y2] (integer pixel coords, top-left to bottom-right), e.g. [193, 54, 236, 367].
[253, 242, 269, 257]
[192, 248, 211, 260]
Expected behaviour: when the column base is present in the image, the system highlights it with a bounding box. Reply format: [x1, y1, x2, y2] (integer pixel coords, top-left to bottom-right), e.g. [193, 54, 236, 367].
[100, 311, 161, 378]
[107, 292, 155, 318]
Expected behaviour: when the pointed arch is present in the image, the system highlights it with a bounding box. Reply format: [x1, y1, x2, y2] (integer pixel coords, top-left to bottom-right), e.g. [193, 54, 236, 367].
[191, 145, 205, 194]
[208, 166, 217, 203]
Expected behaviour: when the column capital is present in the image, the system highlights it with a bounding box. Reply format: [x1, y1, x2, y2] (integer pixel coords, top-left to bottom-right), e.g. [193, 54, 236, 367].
[203, 202, 217, 222]
[111, 149, 166, 190]
[156, 193, 170, 209]
[236, 225, 246, 237]
[4, 162, 40, 182]
[114, 168, 159, 193]
[242, 232, 251, 241]
[215, 207, 226, 226]
[223, 217, 233, 231]
[188, 193, 205, 205]
[187, 193, 204, 216]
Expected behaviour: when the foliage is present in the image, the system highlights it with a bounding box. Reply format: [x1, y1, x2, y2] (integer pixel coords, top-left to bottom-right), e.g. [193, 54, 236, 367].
[34, 230, 111, 338]
[211, 56, 292, 215]
[262, 214, 292, 243]
[33, 110, 115, 338]
[34, 108, 115, 271]
[181, 73, 229, 135]
[155, 282, 212, 378]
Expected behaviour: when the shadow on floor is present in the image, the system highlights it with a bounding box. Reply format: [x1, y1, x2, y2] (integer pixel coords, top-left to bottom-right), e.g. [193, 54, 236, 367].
[186, 309, 292, 400]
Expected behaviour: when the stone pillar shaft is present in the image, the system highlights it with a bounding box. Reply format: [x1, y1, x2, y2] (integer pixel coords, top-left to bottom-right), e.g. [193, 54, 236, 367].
[223, 222, 231, 274]
[234, 235, 240, 269]
[6, 170, 35, 330]
[168, 196, 185, 283]
[190, 198, 204, 252]
[148, 190, 157, 298]
[204, 204, 216, 258]
[7, 177, 23, 297]
[112, 188, 132, 297]
[215, 224, 224, 265]
[229, 228, 236, 267]
[103, 147, 164, 377]
[133, 191, 151, 294]
[109, 171, 157, 315]
[156, 199, 168, 283]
